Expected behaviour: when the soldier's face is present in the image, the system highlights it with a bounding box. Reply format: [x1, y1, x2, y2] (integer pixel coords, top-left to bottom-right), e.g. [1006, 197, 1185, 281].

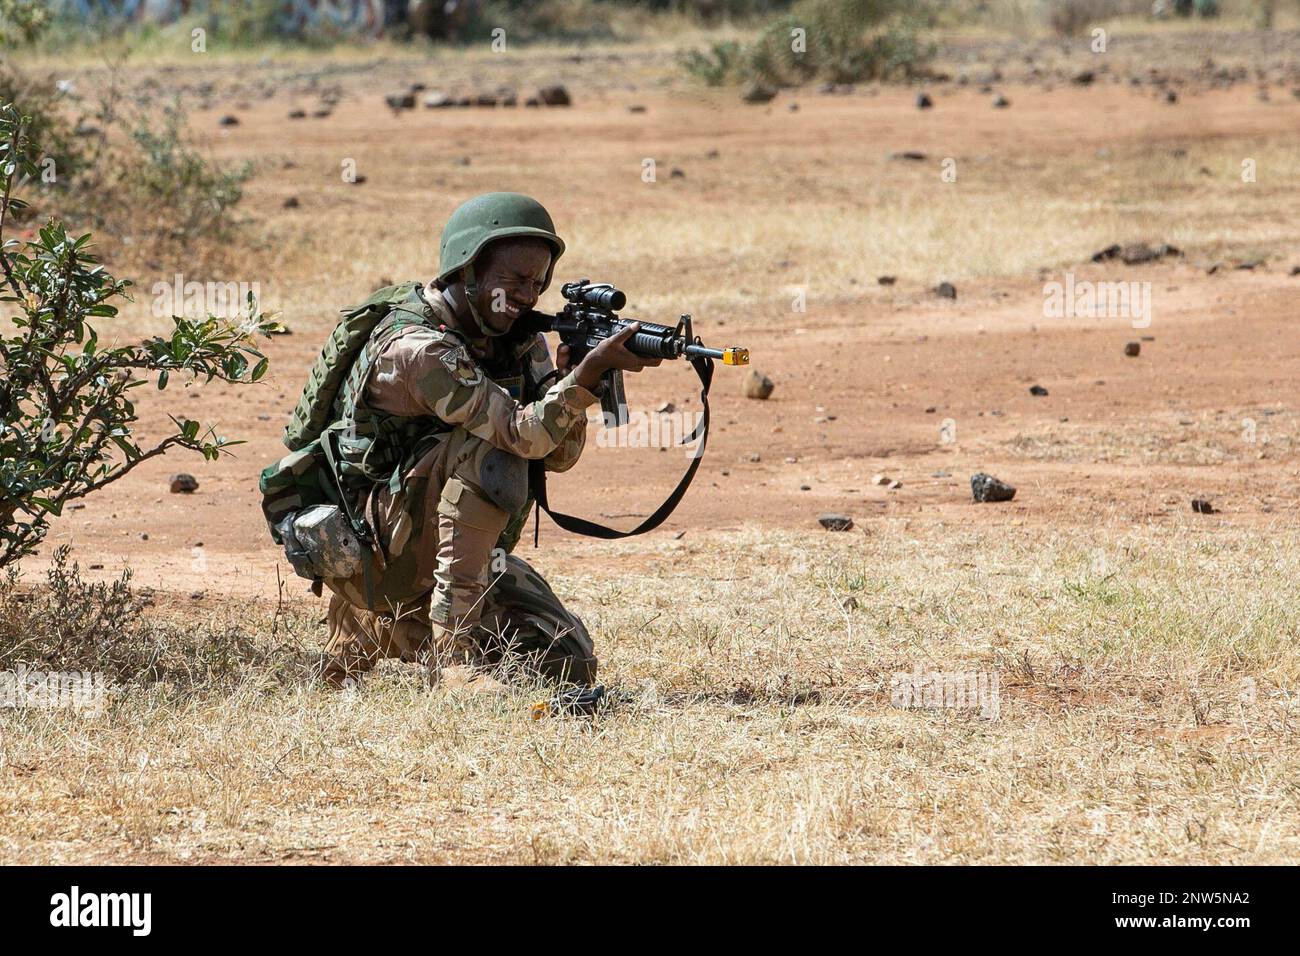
[473, 240, 552, 335]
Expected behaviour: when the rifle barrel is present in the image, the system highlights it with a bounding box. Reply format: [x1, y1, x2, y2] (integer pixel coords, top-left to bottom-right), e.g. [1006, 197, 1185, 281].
[684, 343, 749, 366]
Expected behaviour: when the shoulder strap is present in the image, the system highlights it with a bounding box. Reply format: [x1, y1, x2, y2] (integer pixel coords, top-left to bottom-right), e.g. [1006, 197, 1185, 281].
[528, 356, 715, 540]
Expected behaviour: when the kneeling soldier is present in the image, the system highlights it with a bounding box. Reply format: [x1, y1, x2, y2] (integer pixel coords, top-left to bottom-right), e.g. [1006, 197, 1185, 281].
[315, 193, 658, 686]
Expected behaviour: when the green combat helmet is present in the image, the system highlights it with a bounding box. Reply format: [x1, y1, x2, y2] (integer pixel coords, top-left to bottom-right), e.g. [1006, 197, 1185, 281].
[437, 192, 566, 337]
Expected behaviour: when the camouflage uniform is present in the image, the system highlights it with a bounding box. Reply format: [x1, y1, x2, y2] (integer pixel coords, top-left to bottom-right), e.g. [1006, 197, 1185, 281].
[321, 284, 599, 686]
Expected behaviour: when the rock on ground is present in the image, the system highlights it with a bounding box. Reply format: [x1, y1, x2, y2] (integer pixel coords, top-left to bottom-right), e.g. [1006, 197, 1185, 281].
[971, 473, 1016, 503]
[742, 369, 774, 400]
[818, 513, 854, 531]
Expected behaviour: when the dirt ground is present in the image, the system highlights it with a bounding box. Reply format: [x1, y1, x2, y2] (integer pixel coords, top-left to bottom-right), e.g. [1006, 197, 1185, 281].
[26, 73, 1300, 604]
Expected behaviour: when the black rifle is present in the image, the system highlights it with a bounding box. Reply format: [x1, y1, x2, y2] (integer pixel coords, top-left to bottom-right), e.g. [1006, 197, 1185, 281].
[519, 279, 749, 540]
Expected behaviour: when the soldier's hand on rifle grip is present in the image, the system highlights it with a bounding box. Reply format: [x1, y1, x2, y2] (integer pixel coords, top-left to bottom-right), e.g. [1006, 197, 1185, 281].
[555, 343, 573, 374]
[574, 322, 662, 391]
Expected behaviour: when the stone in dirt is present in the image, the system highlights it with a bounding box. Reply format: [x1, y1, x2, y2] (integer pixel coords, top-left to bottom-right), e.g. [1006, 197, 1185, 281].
[1125, 341, 1141, 357]
[992, 93, 1010, 108]
[1029, 384, 1049, 396]
[538, 85, 571, 106]
[934, 281, 957, 299]
[742, 369, 774, 399]
[283, 196, 300, 208]
[878, 275, 896, 285]
[1191, 499, 1216, 514]
[170, 474, 198, 494]
[971, 473, 1016, 503]
[218, 115, 239, 127]
[423, 91, 452, 108]
[385, 92, 416, 110]
[890, 151, 927, 161]
[818, 513, 854, 531]
[742, 81, 777, 104]
[916, 92, 933, 109]
[1091, 243, 1182, 265]
[872, 474, 890, 486]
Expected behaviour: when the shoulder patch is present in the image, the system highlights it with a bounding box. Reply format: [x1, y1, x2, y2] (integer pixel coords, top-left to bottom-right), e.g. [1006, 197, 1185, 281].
[441, 344, 483, 387]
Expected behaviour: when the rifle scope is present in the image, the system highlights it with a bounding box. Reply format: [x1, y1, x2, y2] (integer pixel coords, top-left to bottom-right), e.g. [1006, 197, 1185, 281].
[561, 281, 626, 312]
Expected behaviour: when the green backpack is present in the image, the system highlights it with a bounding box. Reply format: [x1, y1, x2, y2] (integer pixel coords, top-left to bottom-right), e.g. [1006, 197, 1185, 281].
[258, 282, 426, 558]
[283, 281, 422, 453]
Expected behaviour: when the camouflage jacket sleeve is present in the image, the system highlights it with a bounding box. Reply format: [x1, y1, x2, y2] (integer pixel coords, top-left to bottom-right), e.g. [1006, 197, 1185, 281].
[367, 327, 598, 460]
[523, 333, 588, 473]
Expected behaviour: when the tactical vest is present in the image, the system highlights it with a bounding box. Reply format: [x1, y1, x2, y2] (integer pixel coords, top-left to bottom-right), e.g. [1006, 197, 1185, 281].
[283, 282, 421, 453]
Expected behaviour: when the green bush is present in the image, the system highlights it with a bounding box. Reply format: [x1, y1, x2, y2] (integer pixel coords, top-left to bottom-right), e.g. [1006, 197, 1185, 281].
[682, 0, 932, 87]
[0, 63, 254, 268]
[119, 102, 252, 246]
[0, 0, 50, 47]
[0, 65, 95, 207]
[1042, 0, 1119, 36]
[680, 40, 745, 84]
[0, 101, 278, 570]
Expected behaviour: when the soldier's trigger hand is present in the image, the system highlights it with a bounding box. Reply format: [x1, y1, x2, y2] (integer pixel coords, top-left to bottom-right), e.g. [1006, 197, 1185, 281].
[555, 343, 573, 374]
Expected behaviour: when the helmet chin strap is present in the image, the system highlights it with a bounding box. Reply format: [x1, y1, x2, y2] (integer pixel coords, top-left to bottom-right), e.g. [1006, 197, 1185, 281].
[462, 262, 508, 338]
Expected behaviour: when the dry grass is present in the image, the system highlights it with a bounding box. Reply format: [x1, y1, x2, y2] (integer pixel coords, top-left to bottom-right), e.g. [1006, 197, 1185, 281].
[2, 525, 1297, 864]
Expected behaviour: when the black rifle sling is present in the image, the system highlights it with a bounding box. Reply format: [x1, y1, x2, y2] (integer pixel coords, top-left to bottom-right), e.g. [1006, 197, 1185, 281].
[530, 354, 715, 540]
